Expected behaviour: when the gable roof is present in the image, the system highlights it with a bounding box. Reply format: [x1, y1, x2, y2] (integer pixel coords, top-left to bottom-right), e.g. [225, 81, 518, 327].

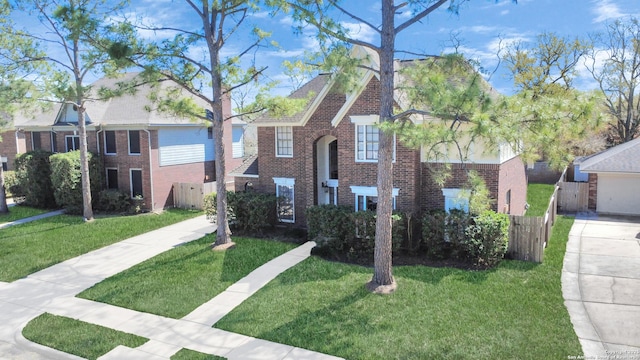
[252, 73, 333, 127]
[579, 137, 640, 174]
[14, 73, 209, 129]
[229, 154, 259, 177]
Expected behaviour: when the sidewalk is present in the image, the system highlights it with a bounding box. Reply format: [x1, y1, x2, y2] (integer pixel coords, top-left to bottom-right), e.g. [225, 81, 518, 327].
[0, 215, 341, 360]
[0, 209, 66, 230]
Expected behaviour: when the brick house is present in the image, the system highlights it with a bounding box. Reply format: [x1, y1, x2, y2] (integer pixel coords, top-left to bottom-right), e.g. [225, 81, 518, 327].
[233, 47, 527, 226]
[3, 73, 244, 211]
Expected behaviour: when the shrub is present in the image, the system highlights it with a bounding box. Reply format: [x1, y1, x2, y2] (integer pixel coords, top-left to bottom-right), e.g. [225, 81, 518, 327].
[3, 170, 19, 198]
[13, 150, 56, 208]
[49, 151, 102, 214]
[464, 210, 510, 267]
[96, 189, 131, 213]
[445, 209, 471, 260]
[306, 205, 405, 264]
[204, 191, 278, 236]
[422, 210, 448, 259]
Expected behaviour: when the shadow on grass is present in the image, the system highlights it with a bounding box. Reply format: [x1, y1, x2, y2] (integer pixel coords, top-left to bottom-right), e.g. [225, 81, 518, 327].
[0, 215, 78, 240]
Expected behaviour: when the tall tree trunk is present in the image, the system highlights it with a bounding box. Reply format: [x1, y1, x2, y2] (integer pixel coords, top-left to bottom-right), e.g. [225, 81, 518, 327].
[213, 104, 232, 246]
[367, 0, 397, 293]
[0, 159, 8, 214]
[78, 106, 94, 221]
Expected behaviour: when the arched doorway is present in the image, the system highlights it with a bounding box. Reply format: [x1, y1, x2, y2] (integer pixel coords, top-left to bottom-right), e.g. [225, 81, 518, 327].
[316, 135, 338, 205]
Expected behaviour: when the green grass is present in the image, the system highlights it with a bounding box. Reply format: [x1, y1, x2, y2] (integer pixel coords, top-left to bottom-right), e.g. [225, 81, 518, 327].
[171, 349, 226, 360]
[526, 183, 556, 217]
[22, 313, 147, 360]
[0, 205, 50, 224]
[214, 216, 580, 360]
[78, 236, 297, 318]
[0, 209, 201, 282]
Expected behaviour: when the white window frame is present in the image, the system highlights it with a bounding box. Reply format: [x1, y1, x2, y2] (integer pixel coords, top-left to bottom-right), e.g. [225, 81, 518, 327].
[350, 185, 399, 212]
[128, 130, 141, 155]
[442, 188, 470, 213]
[130, 168, 143, 198]
[275, 126, 293, 158]
[273, 177, 295, 223]
[104, 130, 117, 155]
[65, 135, 80, 152]
[351, 115, 395, 163]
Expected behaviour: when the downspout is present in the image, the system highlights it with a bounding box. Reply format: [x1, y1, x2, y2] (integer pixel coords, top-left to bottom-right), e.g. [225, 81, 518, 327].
[143, 129, 155, 211]
[14, 130, 22, 154]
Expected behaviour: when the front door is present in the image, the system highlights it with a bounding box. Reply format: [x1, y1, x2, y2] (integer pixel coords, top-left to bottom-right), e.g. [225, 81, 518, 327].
[316, 136, 338, 205]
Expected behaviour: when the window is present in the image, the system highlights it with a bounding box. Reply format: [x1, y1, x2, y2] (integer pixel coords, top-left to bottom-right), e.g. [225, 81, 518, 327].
[350, 186, 399, 211]
[274, 177, 295, 223]
[130, 169, 143, 198]
[351, 115, 395, 162]
[505, 189, 511, 214]
[32, 132, 41, 150]
[275, 126, 293, 157]
[128, 130, 141, 155]
[207, 127, 213, 140]
[105, 168, 118, 189]
[105, 131, 117, 155]
[442, 188, 470, 213]
[51, 133, 58, 153]
[1, 156, 7, 171]
[65, 135, 80, 152]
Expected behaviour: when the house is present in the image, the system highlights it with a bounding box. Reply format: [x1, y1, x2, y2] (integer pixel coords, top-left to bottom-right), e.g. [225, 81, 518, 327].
[579, 137, 640, 216]
[233, 46, 527, 226]
[3, 73, 244, 211]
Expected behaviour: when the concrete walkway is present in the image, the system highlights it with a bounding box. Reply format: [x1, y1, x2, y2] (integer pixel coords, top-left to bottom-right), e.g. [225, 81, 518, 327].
[562, 213, 640, 359]
[0, 209, 66, 230]
[0, 215, 342, 360]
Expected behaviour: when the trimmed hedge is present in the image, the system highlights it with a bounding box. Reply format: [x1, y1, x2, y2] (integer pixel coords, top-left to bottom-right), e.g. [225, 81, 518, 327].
[96, 189, 131, 213]
[49, 151, 102, 214]
[464, 210, 510, 267]
[13, 150, 56, 208]
[306, 205, 405, 264]
[204, 191, 278, 236]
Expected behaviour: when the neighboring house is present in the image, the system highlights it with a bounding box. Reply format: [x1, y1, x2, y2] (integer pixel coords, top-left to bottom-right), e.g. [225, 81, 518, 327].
[5, 73, 243, 211]
[579, 137, 640, 216]
[233, 46, 527, 226]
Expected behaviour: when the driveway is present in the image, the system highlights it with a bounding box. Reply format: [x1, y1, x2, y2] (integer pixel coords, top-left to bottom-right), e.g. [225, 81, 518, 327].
[563, 214, 640, 358]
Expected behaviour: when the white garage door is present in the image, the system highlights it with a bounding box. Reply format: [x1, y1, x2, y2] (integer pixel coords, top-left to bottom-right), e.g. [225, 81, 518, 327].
[597, 174, 640, 215]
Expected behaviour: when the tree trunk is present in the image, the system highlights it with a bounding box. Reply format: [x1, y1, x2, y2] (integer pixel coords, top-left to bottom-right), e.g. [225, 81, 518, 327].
[0, 159, 8, 214]
[367, 0, 397, 294]
[77, 106, 94, 221]
[212, 107, 232, 247]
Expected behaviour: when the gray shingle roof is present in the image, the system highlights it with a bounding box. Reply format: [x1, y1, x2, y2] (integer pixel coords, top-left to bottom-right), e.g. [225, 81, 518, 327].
[229, 154, 259, 177]
[579, 137, 640, 173]
[14, 73, 208, 129]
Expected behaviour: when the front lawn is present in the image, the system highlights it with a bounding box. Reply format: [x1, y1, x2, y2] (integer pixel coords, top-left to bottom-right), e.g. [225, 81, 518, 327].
[214, 216, 580, 360]
[22, 313, 147, 360]
[78, 236, 297, 318]
[0, 209, 201, 282]
[0, 205, 50, 224]
[171, 349, 226, 360]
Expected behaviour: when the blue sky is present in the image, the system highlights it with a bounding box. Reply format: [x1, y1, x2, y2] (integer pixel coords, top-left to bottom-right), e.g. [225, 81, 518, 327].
[16, 0, 640, 97]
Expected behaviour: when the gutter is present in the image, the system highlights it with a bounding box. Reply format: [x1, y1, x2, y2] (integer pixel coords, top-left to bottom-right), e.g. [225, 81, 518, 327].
[142, 129, 155, 211]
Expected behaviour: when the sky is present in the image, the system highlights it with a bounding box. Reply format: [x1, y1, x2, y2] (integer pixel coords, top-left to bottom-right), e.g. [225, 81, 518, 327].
[14, 0, 640, 98]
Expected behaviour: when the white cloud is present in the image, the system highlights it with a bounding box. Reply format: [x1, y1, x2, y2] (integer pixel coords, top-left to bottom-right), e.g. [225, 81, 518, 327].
[591, 0, 624, 23]
[341, 21, 378, 44]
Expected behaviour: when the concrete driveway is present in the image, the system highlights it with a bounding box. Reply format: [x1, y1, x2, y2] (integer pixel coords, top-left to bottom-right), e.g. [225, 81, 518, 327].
[563, 214, 640, 358]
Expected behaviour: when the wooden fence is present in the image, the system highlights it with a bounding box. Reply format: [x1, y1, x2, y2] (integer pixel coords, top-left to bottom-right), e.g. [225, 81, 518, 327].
[507, 184, 559, 263]
[558, 182, 589, 212]
[173, 182, 216, 210]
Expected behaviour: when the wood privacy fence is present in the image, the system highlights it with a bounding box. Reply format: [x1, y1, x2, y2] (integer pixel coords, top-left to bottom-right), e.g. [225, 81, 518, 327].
[173, 182, 216, 210]
[507, 184, 559, 263]
[558, 182, 589, 212]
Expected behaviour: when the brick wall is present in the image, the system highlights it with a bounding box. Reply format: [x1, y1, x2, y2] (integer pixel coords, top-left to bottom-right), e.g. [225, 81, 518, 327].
[0, 130, 25, 171]
[588, 173, 598, 210]
[497, 156, 527, 215]
[257, 77, 422, 226]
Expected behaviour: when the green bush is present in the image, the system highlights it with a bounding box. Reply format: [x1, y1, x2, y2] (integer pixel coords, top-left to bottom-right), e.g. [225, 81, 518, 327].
[464, 210, 510, 267]
[96, 189, 131, 213]
[13, 150, 56, 208]
[306, 205, 405, 264]
[422, 210, 448, 259]
[49, 151, 102, 214]
[3, 170, 18, 198]
[204, 191, 278, 236]
[445, 209, 471, 260]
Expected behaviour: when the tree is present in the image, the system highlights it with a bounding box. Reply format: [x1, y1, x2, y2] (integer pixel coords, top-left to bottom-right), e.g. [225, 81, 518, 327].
[0, 0, 47, 214]
[273, 0, 515, 293]
[500, 32, 604, 167]
[114, 0, 305, 248]
[10, 0, 133, 221]
[587, 17, 640, 145]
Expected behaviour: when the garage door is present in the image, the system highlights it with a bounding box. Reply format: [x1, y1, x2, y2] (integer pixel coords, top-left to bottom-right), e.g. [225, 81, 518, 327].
[597, 174, 640, 215]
